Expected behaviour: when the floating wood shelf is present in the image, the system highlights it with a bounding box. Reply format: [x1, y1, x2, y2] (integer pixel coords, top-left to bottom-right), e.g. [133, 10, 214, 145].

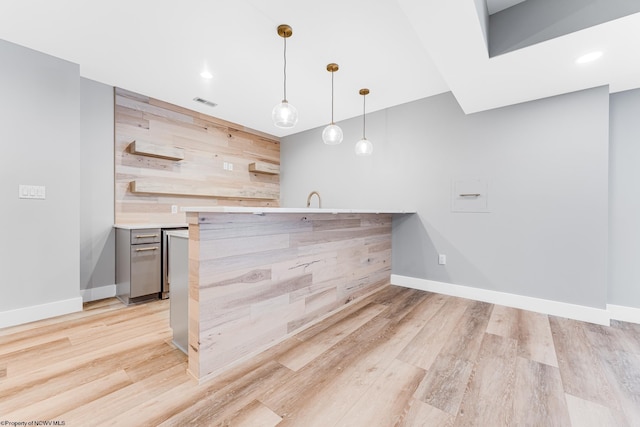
[249, 162, 280, 175]
[131, 180, 278, 200]
[130, 140, 185, 161]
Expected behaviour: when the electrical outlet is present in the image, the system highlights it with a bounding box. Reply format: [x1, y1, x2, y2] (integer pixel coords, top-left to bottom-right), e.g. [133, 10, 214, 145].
[171, 205, 178, 214]
[223, 162, 228, 170]
[228, 163, 233, 171]
[438, 254, 447, 265]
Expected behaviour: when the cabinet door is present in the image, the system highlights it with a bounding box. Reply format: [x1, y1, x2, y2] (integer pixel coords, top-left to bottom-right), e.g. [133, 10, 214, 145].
[130, 243, 161, 298]
[169, 235, 189, 353]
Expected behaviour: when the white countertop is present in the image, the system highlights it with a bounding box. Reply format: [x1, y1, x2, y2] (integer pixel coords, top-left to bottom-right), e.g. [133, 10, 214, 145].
[180, 207, 415, 214]
[113, 223, 188, 230]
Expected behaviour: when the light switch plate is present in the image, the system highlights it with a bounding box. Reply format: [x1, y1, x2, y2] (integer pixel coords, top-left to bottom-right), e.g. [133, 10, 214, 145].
[19, 184, 46, 199]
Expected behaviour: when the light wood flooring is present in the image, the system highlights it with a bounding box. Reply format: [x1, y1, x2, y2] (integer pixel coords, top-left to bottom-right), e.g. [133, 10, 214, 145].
[1, 285, 639, 426]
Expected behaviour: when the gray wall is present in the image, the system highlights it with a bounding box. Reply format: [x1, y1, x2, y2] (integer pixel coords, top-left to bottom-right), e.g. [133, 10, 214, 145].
[0, 39, 81, 310]
[281, 87, 610, 309]
[609, 89, 640, 308]
[80, 78, 114, 293]
[489, 0, 640, 56]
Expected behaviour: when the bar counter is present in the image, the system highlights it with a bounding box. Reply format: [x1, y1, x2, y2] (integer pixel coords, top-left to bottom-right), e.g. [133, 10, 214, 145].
[182, 207, 413, 382]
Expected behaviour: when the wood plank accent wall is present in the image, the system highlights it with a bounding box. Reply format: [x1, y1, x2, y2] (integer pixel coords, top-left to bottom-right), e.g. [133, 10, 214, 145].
[187, 211, 393, 381]
[115, 88, 281, 224]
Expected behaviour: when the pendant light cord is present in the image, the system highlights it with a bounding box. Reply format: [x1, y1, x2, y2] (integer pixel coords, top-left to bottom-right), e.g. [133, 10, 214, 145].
[331, 71, 335, 124]
[283, 36, 287, 102]
[362, 94, 366, 139]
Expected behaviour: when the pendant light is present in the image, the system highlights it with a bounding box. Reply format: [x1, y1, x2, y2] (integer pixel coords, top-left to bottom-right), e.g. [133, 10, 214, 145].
[354, 88, 373, 156]
[322, 63, 343, 145]
[272, 24, 298, 129]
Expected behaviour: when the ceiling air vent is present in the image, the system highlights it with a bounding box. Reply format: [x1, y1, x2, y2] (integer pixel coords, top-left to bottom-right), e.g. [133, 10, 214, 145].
[193, 97, 217, 108]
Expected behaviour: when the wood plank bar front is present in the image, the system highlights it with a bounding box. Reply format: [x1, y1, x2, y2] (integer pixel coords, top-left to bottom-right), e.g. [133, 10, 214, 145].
[186, 211, 393, 382]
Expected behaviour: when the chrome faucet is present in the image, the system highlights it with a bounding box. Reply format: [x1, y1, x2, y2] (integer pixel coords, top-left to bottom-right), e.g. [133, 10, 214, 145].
[306, 191, 321, 208]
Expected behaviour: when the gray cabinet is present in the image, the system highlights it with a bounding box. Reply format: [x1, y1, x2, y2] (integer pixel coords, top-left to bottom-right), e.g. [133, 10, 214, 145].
[116, 228, 161, 304]
[167, 230, 189, 353]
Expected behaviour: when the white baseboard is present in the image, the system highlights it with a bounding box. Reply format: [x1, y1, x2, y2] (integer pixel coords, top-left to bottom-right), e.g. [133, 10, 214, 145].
[0, 297, 83, 329]
[81, 284, 116, 302]
[607, 304, 640, 324]
[391, 274, 611, 326]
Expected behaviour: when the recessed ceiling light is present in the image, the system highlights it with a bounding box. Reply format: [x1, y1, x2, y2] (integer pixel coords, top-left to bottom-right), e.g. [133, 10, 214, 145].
[575, 51, 603, 64]
[200, 70, 213, 79]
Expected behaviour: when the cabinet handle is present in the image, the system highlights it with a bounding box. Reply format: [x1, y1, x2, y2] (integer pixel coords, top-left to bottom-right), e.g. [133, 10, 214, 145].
[135, 247, 158, 252]
[135, 234, 159, 239]
[459, 193, 481, 197]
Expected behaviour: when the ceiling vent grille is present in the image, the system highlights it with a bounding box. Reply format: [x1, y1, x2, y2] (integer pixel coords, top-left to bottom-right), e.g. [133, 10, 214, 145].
[193, 97, 218, 108]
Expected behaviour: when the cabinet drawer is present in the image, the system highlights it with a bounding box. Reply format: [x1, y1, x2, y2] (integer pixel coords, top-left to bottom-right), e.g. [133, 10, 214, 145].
[131, 228, 160, 244]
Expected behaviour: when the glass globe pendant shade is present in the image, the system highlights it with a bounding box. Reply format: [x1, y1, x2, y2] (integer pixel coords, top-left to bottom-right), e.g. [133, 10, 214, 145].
[322, 123, 343, 145]
[354, 138, 373, 156]
[272, 100, 298, 128]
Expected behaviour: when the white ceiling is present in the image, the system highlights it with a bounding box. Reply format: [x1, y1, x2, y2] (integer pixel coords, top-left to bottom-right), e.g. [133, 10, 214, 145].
[0, 0, 639, 138]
